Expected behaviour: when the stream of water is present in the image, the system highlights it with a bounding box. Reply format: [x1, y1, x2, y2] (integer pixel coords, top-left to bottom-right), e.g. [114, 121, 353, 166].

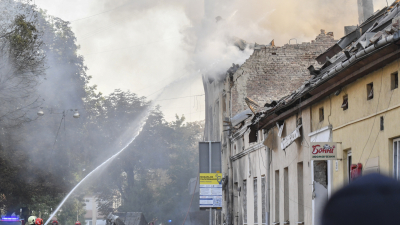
[44, 111, 151, 225]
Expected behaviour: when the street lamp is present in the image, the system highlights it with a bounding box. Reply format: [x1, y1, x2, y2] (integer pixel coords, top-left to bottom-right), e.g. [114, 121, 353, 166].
[37, 108, 81, 119]
[73, 109, 80, 118]
[37, 108, 44, 116]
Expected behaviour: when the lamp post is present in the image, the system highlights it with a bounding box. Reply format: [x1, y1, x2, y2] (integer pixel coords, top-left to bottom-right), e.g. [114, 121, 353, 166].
[37, 108, 81, 119]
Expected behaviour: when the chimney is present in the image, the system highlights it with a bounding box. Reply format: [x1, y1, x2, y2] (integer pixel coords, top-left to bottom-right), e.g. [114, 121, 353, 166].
[344, 26, 357, 35]
[357, 0, 374, 24]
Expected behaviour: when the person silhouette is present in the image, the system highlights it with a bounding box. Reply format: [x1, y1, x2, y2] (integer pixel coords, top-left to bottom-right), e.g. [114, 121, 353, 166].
[321, 173, 400, 225]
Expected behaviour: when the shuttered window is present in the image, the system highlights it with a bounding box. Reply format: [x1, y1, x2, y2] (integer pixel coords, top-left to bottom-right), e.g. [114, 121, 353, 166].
[262, 176, 266, 224]
[243, 180, 247, 224]
[394, 139, 400, 180]
[254, 177, 258, 224]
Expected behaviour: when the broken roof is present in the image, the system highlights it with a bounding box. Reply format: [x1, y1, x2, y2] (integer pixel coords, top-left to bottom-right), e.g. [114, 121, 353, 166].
[231, 109, 252, 127]
[250, 2, 400, 130]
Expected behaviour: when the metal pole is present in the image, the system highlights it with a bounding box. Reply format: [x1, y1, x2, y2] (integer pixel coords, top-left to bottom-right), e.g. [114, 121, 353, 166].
[209, 141, 212, 225]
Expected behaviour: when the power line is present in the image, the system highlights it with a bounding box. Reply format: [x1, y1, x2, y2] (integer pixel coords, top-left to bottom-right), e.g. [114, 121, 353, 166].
[70, 2, 134, 22]
[83, 36, 181, 55]
[357, 68, 384, 163]
[154, 94, 205, 102]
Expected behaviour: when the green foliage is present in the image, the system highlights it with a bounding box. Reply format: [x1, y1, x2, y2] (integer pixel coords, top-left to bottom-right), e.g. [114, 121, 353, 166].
[95, 109, 202, 225]
[8, 15, 37, 53]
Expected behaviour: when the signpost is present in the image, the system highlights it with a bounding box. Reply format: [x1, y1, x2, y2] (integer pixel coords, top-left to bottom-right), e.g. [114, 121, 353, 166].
[199, 142, 222, 225]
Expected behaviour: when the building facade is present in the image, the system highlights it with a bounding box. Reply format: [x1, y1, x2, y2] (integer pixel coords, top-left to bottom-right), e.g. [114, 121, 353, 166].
[251, 3, 400, 225]
[203, 31, 336, 225]
[203, 1, 400, 225]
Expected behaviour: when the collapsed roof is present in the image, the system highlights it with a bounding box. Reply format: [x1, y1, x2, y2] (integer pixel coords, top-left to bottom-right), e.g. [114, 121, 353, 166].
[250, 1, 400, 130]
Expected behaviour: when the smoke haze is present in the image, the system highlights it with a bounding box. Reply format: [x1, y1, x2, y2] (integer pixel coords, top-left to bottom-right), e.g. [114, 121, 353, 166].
[32, 0, 389, 121]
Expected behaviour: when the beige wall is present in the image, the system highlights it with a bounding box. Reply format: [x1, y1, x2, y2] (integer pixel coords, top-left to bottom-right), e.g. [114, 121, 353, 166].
[310, 59, 400, 192]
[269, 107, 313, 225]
[231, 129, 267, 225]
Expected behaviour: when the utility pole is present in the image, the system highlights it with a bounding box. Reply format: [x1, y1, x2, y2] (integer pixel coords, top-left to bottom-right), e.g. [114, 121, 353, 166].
[209, 141, 213, 225]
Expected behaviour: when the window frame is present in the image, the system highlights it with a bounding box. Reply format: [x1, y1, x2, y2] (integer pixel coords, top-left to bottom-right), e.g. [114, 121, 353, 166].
[391, 72, 398, 90]
[347, 151, 352, 183]
[243, 180, 248, 225]
[319, 107, 324, 122]
[393, 138, 400, 180]
[254, 177, 258, 225]
[341, 95, 348, 110]
[367, 83, 374, 100]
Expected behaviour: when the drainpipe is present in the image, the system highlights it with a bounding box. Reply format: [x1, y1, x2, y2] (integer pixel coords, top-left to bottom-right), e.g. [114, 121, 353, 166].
[266, 146, 271, 225]
[229, 77, 234, 225]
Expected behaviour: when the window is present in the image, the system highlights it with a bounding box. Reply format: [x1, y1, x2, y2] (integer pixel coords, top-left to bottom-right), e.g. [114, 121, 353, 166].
[249, 128, 257, 143]
[223, 95, 227, 112]
[261, 176, 266, 225]
[254, 177, 258, 224]
[297, 162, 304, 223]
[319, 107, 324, 122]
[275, 170, 280, 223]
[284, 167, 289, 223]
[367, 83, 374, 100]
[391, 72, 398, 90]
[380, 116, 384, 131]
[341, 95, 348, 110]
[243, 180, 247, 224]
[393, 138, 400, 180]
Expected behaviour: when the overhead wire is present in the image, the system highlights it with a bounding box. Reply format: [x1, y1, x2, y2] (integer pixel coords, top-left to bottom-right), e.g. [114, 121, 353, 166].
[363, 21, 400, 162]
[69, 2, 134, 23]
[52, 111, 65, 153]
[154, 94, 205, 102]
[357, 68, 384, 163]
[83, 36, 181, 55]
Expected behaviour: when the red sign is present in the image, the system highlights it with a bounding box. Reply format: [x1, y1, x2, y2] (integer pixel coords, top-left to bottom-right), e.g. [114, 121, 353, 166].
[310, 142, 338, 160]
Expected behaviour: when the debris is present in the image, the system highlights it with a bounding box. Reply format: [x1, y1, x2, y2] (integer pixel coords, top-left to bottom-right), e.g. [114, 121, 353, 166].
[245, 97, 260, 114]
[369, 31, 383, 43]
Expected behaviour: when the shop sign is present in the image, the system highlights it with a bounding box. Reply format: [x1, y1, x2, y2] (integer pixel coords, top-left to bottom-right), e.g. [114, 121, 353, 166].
[310, 142, 338, 160]
[281, 125, 302, 150]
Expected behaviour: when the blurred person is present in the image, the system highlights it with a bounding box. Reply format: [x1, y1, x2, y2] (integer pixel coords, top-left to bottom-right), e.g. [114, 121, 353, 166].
[27, 216, 36, 225]
[321, 173, 400, 225]
[51, 220, 58, 225]
[34, 218, 43, 225]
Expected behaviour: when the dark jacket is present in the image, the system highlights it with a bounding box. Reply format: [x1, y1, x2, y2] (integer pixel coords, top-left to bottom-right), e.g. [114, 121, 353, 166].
[322, 173, 400, 225]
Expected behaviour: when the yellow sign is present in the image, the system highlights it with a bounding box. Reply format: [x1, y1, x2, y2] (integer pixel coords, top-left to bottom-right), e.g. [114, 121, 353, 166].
[200, 173, 223, 185]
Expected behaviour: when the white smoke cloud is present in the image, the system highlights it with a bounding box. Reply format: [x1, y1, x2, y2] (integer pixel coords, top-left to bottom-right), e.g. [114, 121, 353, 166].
[33, 0, 391, 122]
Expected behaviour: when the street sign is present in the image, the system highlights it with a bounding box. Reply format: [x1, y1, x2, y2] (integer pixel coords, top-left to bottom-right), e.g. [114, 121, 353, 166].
[199, 142, 222, 210]
[199, 142, 221, 173]
[199, 173, 223, 208]
[310, 142, 338, 160]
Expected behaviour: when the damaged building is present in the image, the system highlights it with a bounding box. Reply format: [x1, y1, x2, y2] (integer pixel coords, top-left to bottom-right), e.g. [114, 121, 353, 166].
[203, 0, 400, 225]
[203, 29, 336, 225]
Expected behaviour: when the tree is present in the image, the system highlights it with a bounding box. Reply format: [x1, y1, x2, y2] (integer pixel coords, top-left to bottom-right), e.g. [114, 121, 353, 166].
[0, 3, 203, 225]
[0, 10, 45, 128]
[0, 1, 88, 218]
